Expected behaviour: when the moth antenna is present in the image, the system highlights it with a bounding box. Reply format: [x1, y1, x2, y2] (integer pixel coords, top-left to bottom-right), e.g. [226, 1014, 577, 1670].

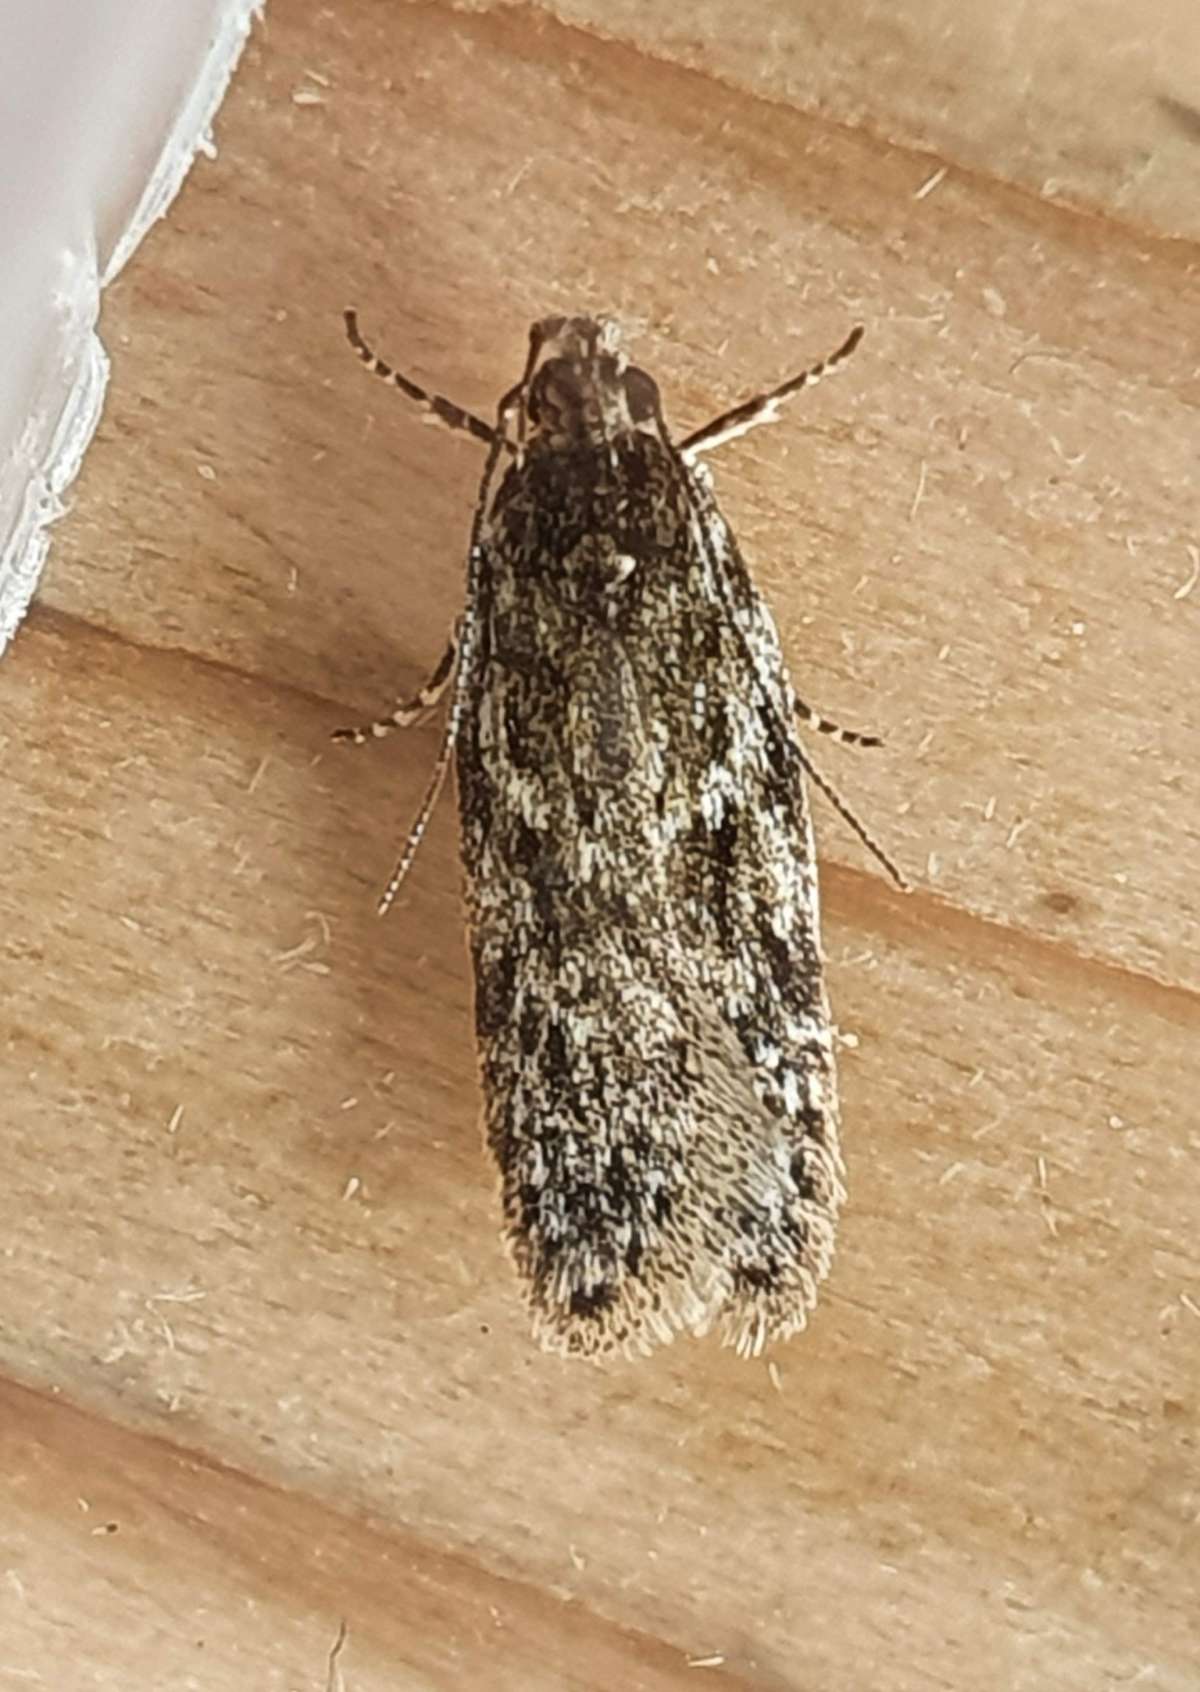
[343, 308, 498, 447]
[680, 324, 864, 459]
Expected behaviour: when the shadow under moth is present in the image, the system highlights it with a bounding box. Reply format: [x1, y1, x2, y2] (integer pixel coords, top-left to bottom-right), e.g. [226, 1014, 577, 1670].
[336, 310, 902, 1360]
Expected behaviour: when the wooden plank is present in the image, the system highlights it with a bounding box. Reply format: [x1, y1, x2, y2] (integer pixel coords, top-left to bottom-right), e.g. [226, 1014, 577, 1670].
[2, 1376, 713, 1691]
[2, 616, 1196, 1687]
[503, 0, 1200, 238]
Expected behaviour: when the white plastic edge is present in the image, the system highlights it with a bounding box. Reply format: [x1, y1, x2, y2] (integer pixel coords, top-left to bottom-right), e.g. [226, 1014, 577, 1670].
[0, 1, 264, 657]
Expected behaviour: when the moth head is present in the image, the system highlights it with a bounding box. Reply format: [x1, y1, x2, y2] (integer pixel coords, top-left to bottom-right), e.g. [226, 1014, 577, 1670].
[516, 315, 663, 450]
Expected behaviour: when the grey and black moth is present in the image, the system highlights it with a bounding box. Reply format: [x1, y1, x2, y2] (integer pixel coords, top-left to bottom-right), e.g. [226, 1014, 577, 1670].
[336, 309, 903, 1360]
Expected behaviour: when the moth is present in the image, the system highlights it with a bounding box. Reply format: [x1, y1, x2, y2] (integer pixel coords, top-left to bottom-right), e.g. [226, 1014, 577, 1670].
[337, 310, 901, 1359]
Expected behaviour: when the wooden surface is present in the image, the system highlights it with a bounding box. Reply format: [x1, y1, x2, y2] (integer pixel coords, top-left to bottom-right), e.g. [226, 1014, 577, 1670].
[494, 0, 1200, 239]
[3, 2, 1198, 1687]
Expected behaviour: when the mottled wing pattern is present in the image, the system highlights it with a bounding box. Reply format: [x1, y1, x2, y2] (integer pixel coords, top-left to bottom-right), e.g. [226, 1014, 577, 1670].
[664, 457, 845, 1354]
[457, 428, 842, 1358]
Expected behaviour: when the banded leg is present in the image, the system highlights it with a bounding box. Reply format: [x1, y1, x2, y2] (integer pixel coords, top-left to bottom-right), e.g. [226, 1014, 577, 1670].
[332, 632, 458, 745]
[680, 324, 864, 459]
[344, 310, 497, 447]
[793, 695, 883, 749]
[374, 718, 458, 916]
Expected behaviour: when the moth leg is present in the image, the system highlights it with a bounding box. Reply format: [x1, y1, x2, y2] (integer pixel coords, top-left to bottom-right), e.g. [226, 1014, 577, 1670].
[792, 695, 882, 749]
[679, 324, 864, 459]
[344, 310, 498, 448]
[374, 711, 458, 916]
[793, 740, 910, 892]
[332, 631, 458, 745]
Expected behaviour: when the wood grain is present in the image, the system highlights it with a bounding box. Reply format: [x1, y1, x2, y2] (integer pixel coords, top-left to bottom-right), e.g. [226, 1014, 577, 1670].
[3, 1, 1197, 1686]
[494, 0, 1200, 239]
